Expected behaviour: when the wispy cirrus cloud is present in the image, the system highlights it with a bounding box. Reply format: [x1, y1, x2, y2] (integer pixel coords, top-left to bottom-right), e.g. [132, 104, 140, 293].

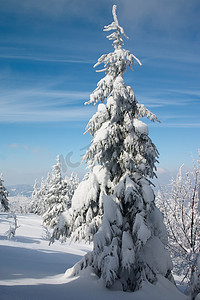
[139, 91, 200, 108]
[9, 143, 28, 149]
[156, 123, 200, 128]
[0, 85, 95, 122]
[0, 53, 94, 64]
[0, 102, 94, 123]
[0, 84, 199, 126]
[0, 88, 90, 105]
[0, 0, 109, 21]
[0, 107, 94, 123]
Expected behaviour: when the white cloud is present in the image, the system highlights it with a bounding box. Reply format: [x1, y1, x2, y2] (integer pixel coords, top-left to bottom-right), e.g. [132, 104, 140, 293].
[158, 123, 200, 128]
[8, 143, 31, 151]
[0, 84, 198, 126]
[0, 54, 94, 64]
[156, 167, 169, 175]
[0, 85, 96, 122]
[0, 106, 94, 123]
[9, 143, 20, 149]
[0, 0, 108, 21]
[119, 0, 199, 38]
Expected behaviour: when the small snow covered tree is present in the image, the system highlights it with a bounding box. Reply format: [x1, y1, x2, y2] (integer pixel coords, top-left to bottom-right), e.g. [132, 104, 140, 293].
[156, 153, 200, 284]
[65, 173, 79, 209]
[39, 174, 53, 215]
[29, 163, 78, 218]
[29, 179, 39, 213]
[0, 174, 9, 211]
[52, 5, 173, 291]
[5, 212, 19, 239]
[29, 177, 48, 215]
[40, 173, 52, 215]
[42, 156, 69, 228]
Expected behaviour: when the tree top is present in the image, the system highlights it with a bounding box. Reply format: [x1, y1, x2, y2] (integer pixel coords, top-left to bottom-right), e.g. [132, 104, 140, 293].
[104, 5, 129, 49]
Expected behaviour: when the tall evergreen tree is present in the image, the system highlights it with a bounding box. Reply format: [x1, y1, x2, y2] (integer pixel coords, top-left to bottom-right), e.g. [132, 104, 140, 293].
[0, 174, 9, 212]
[52, 5, 173, 291]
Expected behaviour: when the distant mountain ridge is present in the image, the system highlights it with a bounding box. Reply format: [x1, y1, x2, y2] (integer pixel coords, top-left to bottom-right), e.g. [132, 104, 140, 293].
[6, 184, 33, 197]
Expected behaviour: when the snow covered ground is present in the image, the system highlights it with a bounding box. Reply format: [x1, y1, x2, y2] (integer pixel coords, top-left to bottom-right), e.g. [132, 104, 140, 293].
[0, 213, 186, 300]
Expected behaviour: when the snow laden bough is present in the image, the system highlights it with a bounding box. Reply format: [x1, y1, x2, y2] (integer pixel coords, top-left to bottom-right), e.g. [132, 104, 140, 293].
[52, 165, 112, 243]
[51, 4, 173, 292]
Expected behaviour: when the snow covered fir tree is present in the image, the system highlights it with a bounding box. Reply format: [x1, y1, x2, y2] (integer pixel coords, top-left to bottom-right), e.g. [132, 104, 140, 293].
[29, 177, 47, 215]
[29, 173, 52, 216]
[51, 5, 173, 291]
[0, 173, 9, 211]
[65, 172, 79, 209]
[29, 156, 79, 227]
[29, 179, 40, 214]
[42, 156, 70, 228]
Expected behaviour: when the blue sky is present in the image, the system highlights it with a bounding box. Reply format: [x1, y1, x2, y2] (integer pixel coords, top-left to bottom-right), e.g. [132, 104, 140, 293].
[0, 0, 200, 186]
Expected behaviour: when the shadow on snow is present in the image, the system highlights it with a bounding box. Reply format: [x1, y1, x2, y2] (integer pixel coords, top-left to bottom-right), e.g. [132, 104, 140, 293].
[0, 245, 82, 281]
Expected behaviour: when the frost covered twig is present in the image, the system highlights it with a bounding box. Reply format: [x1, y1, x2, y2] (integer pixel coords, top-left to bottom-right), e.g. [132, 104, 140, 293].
[156, 152, 200, 285]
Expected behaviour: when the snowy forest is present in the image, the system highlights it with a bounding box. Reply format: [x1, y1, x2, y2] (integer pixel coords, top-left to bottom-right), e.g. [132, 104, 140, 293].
[0, 4, 199, 300]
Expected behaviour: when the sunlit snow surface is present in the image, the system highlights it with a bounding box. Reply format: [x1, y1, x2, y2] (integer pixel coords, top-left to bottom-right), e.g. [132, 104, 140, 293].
[0, 213, 186, 300]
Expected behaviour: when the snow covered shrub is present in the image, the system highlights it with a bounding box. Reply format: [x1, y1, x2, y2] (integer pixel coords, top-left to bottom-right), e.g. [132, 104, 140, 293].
[0, 174, 9, 212]
[5, 213, 19, 239]
[156, 153, 200, 285]
[51, 5, 173, 291]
